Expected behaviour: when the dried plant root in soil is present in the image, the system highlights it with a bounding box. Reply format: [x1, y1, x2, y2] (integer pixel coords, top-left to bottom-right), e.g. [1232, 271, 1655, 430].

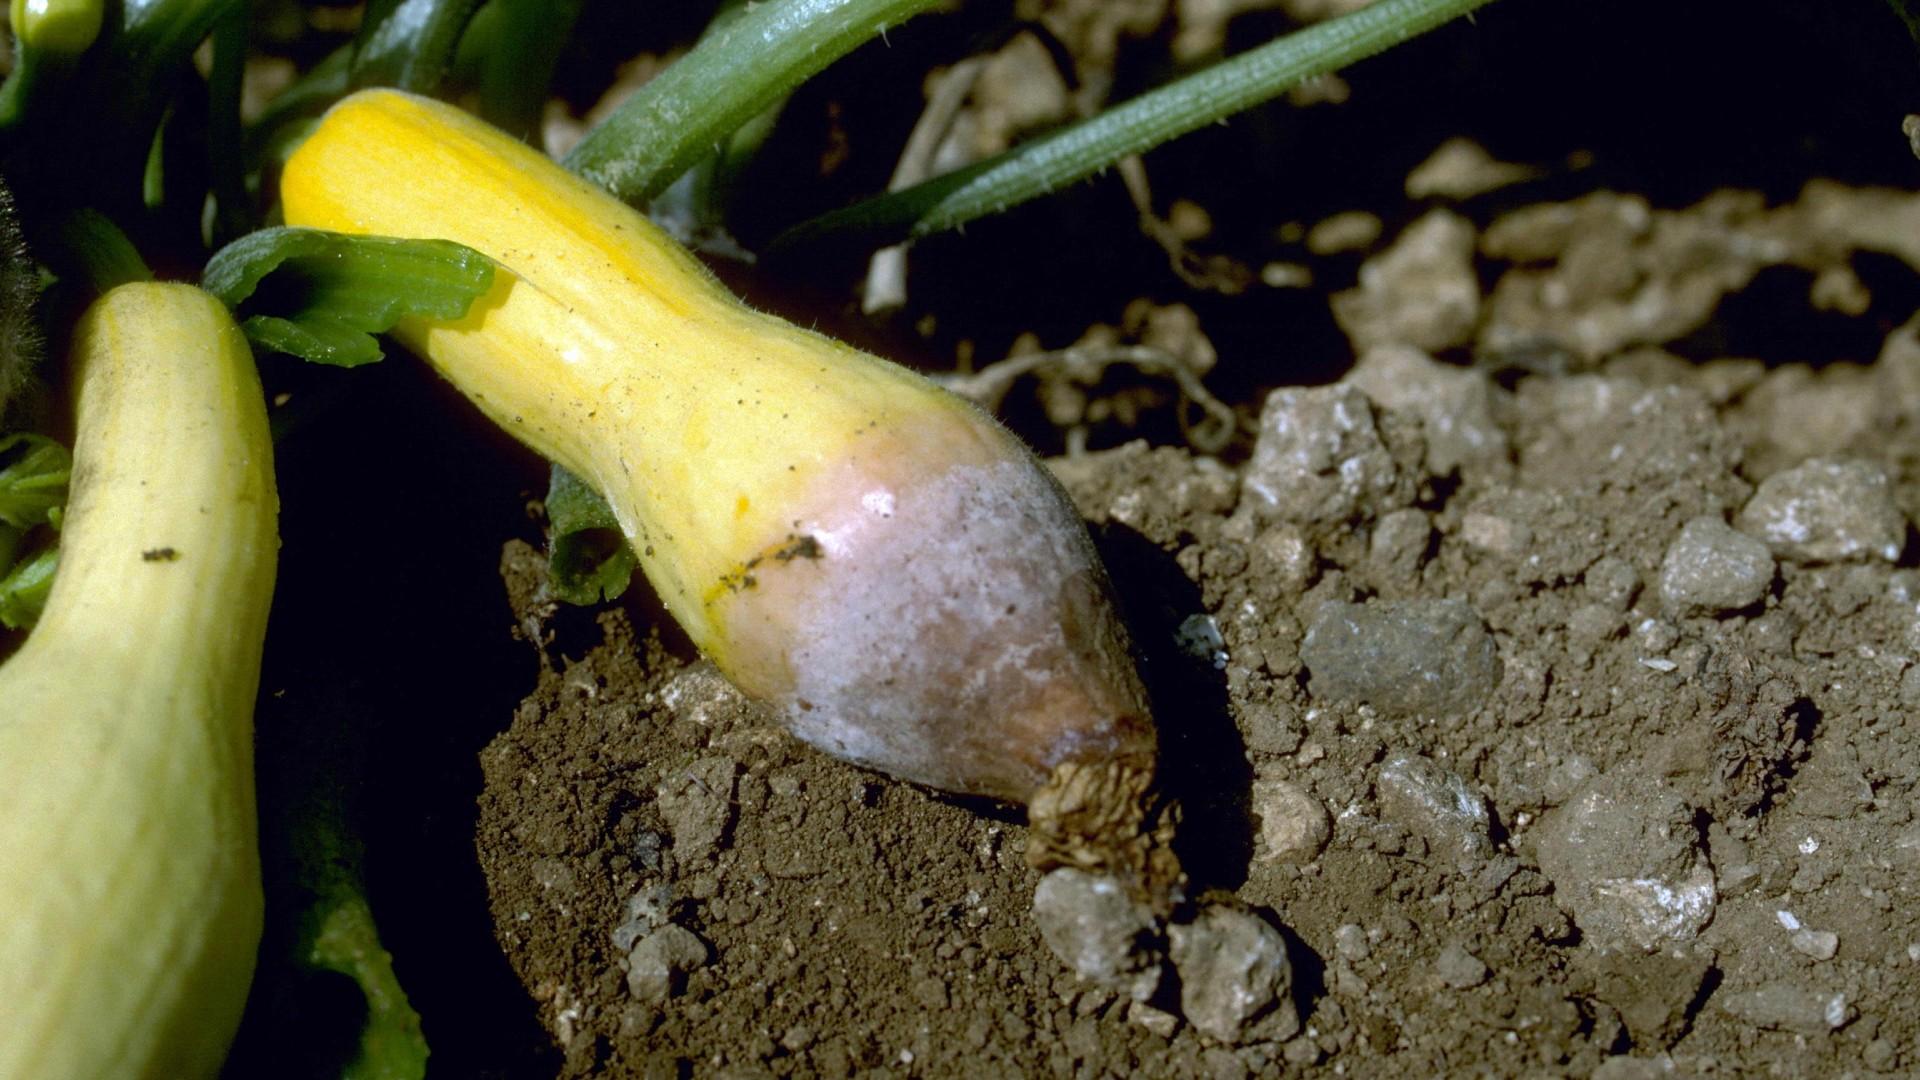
[279, 90, 1182, 905]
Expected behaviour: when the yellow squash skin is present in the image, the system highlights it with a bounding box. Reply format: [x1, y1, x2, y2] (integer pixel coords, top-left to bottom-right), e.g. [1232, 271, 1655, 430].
[280, 90, 1162, 814]
[0, 284, 278, 1078]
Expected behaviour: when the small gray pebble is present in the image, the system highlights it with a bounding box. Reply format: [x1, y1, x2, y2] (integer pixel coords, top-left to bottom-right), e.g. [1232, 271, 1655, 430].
[1031, 869, 1161, 1001]
[1717, 983, 1851, 1034]
[1658, 516, 1774, 616]
[1736, 457, 1907, 564]
[1302, 599, 1501, 717]
[1169, 905, 1298, 1044]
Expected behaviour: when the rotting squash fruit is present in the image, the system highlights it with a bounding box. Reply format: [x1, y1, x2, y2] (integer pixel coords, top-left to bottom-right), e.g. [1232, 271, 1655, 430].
[0, 283, 278, 1078]
[280, 89, 1182, 903]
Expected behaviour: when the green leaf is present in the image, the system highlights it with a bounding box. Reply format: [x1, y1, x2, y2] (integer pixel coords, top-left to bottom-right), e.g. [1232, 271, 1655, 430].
[563, 0, 945, 204]
[203, 227, 495, 367]
[546, 464, 635, 606]
[0, 544, 57, 629]
[0, 433, 70, 530]
[352, 0, 486, 95]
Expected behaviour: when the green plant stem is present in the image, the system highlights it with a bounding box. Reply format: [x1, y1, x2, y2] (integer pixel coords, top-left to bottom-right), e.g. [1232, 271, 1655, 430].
[352, 0, 485, 93]
[562, 0, 945, 204]
[208, 1, 251, 245]
[465, 0, 588, 139]
[776, 0, 1501, 249]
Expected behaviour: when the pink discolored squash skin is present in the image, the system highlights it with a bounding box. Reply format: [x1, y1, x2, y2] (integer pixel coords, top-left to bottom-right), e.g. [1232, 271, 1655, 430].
[712, 413, 1156, 803]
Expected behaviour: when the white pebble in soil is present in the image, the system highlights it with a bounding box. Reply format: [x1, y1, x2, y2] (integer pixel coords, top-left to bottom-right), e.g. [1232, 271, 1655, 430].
[1658, 516, 1775, 616]
[1030, 868, 1162, 1001]
[1249, 774, 1331, 865]
[1775, 906, 1838, 961]
[610, 884, 674, 953]
[1169, 905, 1299, 1045]
[1735, 457, 1908, 564]
[1375, 752, 1493, 867]
[1591, 1056, 1680, 1080]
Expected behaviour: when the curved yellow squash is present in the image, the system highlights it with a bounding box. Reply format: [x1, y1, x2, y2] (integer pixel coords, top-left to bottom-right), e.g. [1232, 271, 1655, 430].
[281, 90, 1155, 807]
[0, 283, 278, 1078]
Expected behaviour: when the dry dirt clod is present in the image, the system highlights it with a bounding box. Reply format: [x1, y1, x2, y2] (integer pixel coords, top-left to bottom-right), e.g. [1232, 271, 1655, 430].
[625, 924, 710, 1005]
[1584, 554, 1641, 610]
[1346, 344, 1510, 480]
[1368, 507, 1434, 585]
[1658, 516, 1775, 616]
[1735, 457, 1908, 564]
[1242, 384, 1412, 528]
[1434, 942, 1489, 988]
[1404, 137, 1545, 201]
[1532, 768, 1715, 952]
[1579, 947, 1716, 1048]
[1306, 209, 1382, 255]
[654, 756, 739, 865]
[1332, 209, 1481, 353]
[1031, 868, 1162, 1001]
[1168, 905, 1297, 1045]
[1301, 599, 1501, 718]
